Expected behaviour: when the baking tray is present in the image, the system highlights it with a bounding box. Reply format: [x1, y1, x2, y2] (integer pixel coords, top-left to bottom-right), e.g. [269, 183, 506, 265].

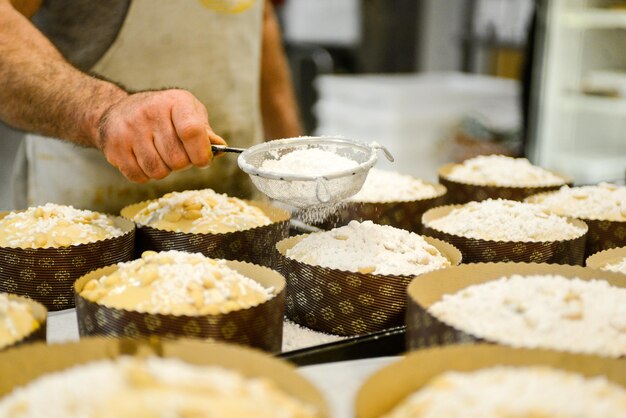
[279, 326, 406, 366]
[47, 306, 406, 367]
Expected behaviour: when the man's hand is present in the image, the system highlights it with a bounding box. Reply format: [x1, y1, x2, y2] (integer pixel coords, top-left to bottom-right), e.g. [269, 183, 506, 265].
[97, 89, 226, 183]
[0, 2, 227, 184]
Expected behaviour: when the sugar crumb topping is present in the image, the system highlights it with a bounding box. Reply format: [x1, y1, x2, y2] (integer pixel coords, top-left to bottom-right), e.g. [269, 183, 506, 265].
[384, 366, 626, 418]
[531, 183, 626, 222]
[132, 189, 271, 234]
[286, 220, 450, 276]
[350, 169, 440, 202]
[447, 155, 566, 187]
[0, 357, 319, 418]
[81, 250, 273, 316]
[427, 199, 585, 242]
[428, 274, 626, 358]
[0, 203, 123, 248]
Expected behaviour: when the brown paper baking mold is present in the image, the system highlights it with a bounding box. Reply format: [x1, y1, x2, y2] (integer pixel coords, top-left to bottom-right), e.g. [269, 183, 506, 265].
[356, 344, 626, 418]
[421, 204, 588, 265]
[527, 192, 626, 258]
[275, 234, 461, 337]
[0, 294, 47, 351]
[312, 183, 447, 233]
[0, 214, 135, 311]
[121, 200, 290, 268]
[438, 162, 571, 204]
[74, 260, 286, 353]
[0, 338, 329, 417]
[405, 262, 626, 353]
[586, 245, 626, 272]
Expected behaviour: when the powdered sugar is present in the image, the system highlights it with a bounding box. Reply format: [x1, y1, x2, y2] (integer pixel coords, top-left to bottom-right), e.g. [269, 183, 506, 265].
[530, 183, 626, 221]
[349, 168, 441, 202]
[286, 220, 450, 276]
[428, 274, 626, 357]
[260, 148, 358, 177]
[384, 366, 626, 418]
[427, 199, 585, 242]
[294, 202, 348, 225]
[0, 357, 318, 418]
[282, 320, 346, 351]
[446, 155, 566, 186]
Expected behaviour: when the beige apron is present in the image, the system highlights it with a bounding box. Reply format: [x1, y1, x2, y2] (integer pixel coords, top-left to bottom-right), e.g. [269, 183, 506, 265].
[17, 0, 263, 214]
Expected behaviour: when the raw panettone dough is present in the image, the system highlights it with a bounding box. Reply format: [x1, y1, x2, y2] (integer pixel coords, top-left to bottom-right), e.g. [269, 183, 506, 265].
[132, 189, 271, 234]
[428, 274, 626, 357]
[0, 294, 40, 350]
[383, 366, 626, 418]
[0, 203, 124, 249]
[531, 183, 626, 221]
[286, 220, 450, 276]
[349, 168, 440, 203]
[81, 251, 273, 316]
[426, 199, 585, 242]
[0, 357, 319, 418]
[446, 154, 566, 187]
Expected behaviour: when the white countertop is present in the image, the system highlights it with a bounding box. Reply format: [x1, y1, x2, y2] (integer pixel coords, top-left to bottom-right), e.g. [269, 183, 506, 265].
[300, 357, 396, 418]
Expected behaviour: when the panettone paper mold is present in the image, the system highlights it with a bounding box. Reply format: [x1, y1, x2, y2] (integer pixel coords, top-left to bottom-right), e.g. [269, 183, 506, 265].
[0, 213, 135, 311]
[356, 344, 626, 418]
[312, 182, 447, 234]
[405, 262, 626, 356]
[0, 294, 47, 352]
[121, 200, 290, 268]
[438, 162, 572, 205]
[275, 234, 461, 337]
[526, 191, 626, 258]
[74, 260, 286, 353]
[586, 245, 626, 272]
[421, 204, 588, 265]
[0, 338, 329, 418]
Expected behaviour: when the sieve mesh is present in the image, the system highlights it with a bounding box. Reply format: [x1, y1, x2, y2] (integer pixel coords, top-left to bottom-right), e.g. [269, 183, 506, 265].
[238, 137, 391, 208]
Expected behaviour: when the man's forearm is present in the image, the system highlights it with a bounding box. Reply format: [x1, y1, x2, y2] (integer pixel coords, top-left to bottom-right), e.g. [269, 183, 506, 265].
[260, 0, 302, 140]
[0, 0, 127, 148]
[0, 0, 228, 184]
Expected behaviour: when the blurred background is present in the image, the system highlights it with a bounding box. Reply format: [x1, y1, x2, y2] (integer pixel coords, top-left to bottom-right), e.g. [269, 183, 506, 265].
[0, 0, 623, 209]
[273, 0, 626, 184]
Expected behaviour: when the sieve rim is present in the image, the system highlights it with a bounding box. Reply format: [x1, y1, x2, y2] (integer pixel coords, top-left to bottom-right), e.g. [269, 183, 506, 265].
[237, 136, 378, 182]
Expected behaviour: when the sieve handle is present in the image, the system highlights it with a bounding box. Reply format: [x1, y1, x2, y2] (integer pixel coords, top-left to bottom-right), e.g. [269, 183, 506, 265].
[211, 145, 245, 154]
[371, 143, 395, 162]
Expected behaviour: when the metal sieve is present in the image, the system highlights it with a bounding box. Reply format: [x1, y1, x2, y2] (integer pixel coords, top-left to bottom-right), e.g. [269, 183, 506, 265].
[237, 137, 394, 208]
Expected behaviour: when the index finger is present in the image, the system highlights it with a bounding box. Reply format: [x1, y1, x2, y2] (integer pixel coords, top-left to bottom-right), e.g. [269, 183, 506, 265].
[171, 98, 224, 167]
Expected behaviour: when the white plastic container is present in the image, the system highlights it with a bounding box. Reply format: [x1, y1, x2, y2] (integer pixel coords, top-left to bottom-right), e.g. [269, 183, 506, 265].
[314, 72, 521, 180]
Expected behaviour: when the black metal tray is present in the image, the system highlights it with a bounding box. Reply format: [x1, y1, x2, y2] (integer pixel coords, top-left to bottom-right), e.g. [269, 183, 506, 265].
[278, 326, 406, 366]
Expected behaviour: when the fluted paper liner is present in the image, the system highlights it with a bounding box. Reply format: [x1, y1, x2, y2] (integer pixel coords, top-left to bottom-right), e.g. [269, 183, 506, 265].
[312, 183, 447, 233]
[422, 204, 588, 265]
[586, 246, 626, 272]
[0, 213, 135, 311]
[356, 344, 626, 418]
[0, 338, 329, 417]
[275, 235, 461, 337]
[121, 200, 290, 268]
[0, 294, 47, 351]
[438, 162, 571, 204]
[405, 262, 626, 352]
[75, 260, 286, 352]
[527, 192, 626, 258]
